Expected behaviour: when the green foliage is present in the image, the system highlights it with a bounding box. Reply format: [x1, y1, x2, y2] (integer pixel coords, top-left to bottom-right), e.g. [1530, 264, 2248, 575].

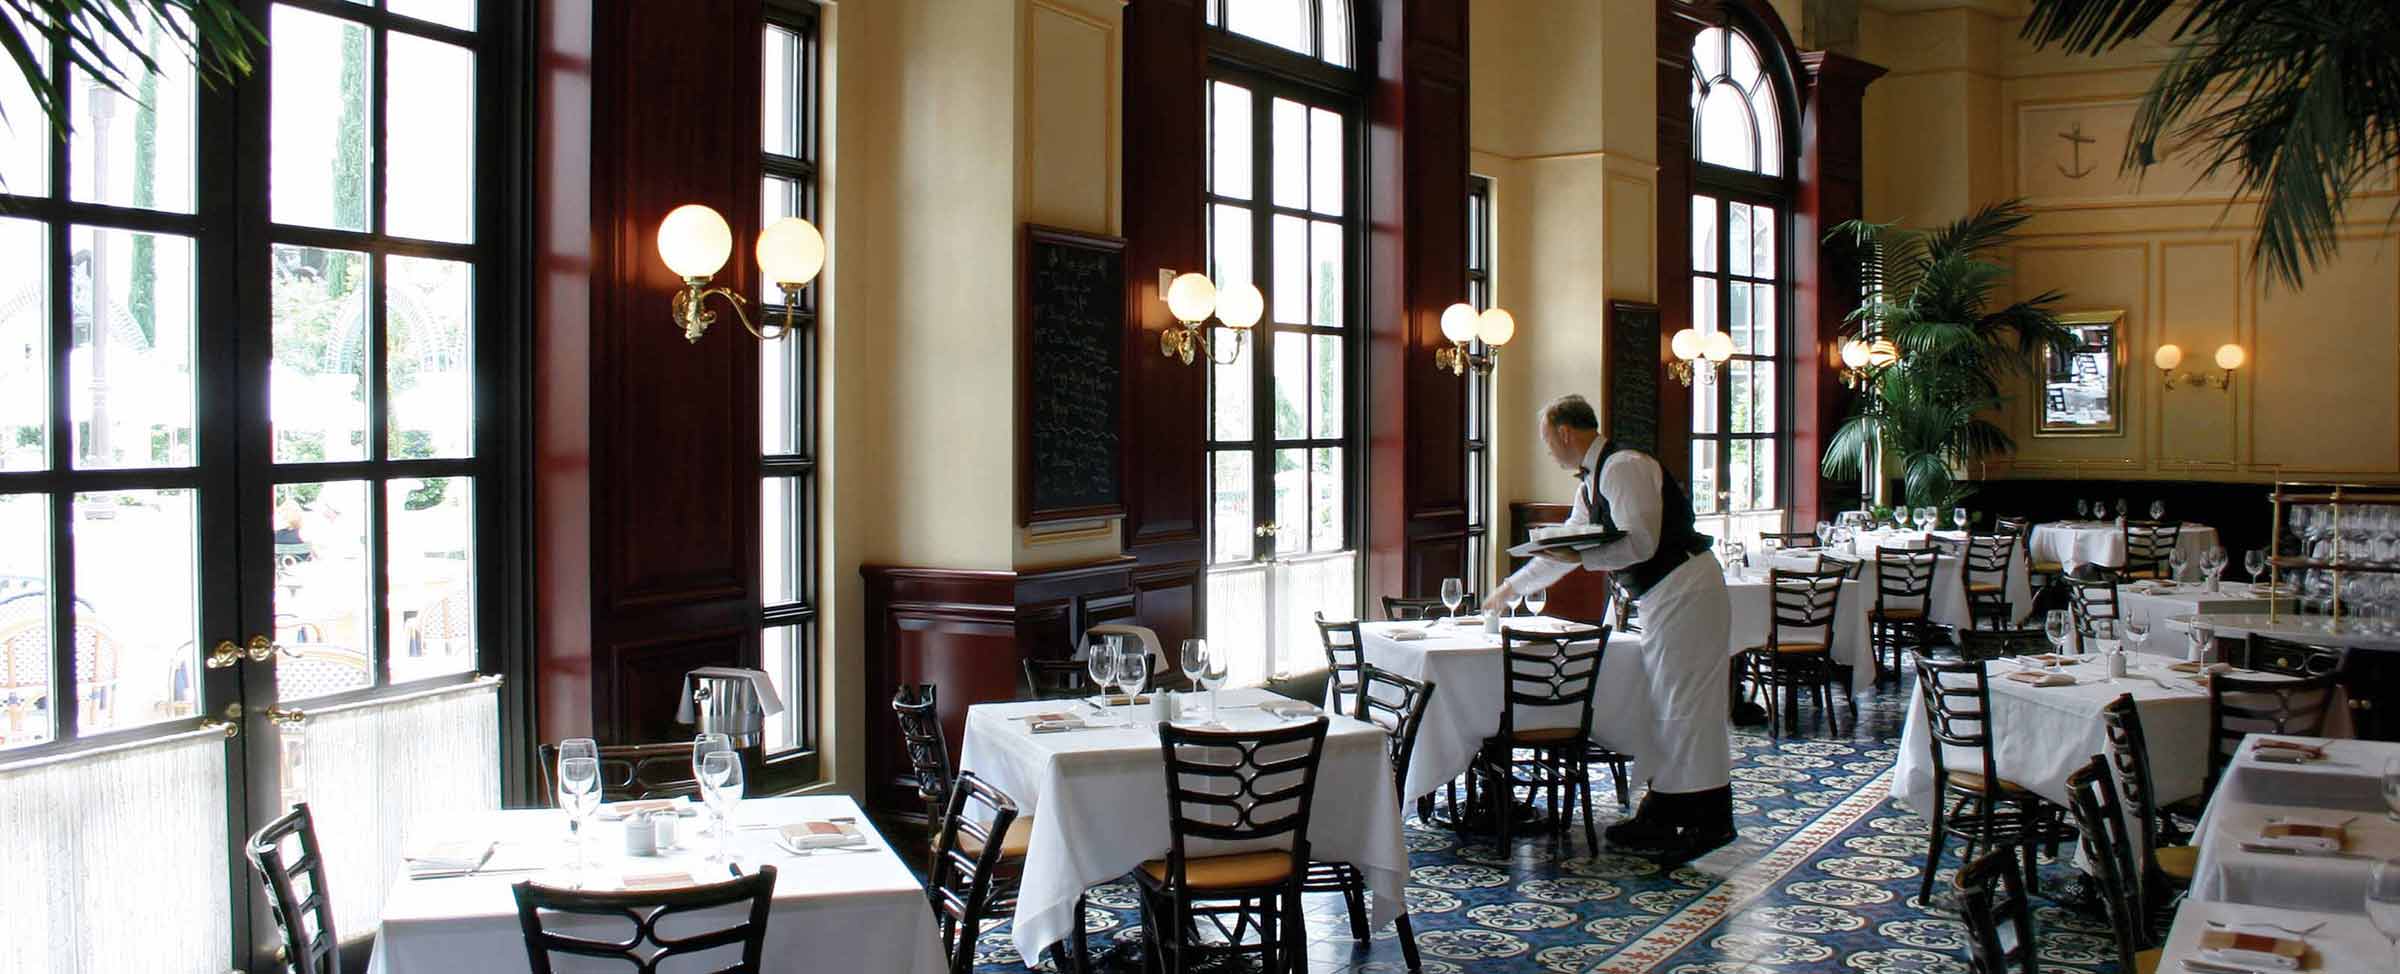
[0, 0, 260, 136]
[2021, 0, 2400, 290]
[128, 30, 157, 345]
[1821, 200, 2077, 510]
[404, 476, 447, 512]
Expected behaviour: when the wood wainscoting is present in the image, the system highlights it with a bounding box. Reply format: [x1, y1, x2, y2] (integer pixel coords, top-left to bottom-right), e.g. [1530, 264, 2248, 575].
[862, 557, 1175, 821]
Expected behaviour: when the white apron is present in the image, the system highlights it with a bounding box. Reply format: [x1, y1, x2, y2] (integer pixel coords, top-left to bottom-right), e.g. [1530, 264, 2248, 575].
[1627, 551, 1733, 793]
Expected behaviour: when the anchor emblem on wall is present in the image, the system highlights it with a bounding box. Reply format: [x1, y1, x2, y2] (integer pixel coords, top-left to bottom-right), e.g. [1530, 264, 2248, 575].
[2056, 121, 2096, 179]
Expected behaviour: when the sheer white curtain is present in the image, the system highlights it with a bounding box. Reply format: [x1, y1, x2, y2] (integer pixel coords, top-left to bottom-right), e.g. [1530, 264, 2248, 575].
[292, 678, 501, 948]
[0, 727, 233, 974]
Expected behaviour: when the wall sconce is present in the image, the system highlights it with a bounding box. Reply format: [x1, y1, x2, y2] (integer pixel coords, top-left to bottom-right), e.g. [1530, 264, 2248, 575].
[1835, 336, 1899, 389]
[1433, 302, 1515, 375]
[2153, 342, 2244, 390]
[1159, 272, 1261, 365]
[1667, 327, 1735, 386]
[656, 203, 826, 343]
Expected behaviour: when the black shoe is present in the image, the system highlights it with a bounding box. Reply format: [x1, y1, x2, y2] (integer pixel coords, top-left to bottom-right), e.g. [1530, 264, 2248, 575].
[1604, 791, 1684, 850]
[1731, 700, 1770, 726]
[1666, 786, 1739, 858]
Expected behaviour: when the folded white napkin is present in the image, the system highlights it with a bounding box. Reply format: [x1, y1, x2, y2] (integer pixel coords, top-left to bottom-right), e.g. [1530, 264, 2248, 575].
[2196, 928, 2307, 971]
[2249, 820, 2346, 853]
[778, 820, 867, 851]
[405, 840, 494, 876]
[1387, 629, 1428, 642]
[598, 797, 696, 821]
[1030, 717, 1091, 734]
[2002, 670, 2076, 687]
[1259, 699, 1320, 719]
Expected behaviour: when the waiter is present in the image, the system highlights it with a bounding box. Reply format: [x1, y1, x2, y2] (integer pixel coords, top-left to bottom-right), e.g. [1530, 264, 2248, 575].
[1484, 394, 1736, 860]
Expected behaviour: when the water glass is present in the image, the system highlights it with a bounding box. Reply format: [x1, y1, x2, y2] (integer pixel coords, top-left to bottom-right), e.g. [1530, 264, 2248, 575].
[2384, 757, 2400, 823]
[2187, 622, 2215, 664]
[2123, 617, 2150, 656]
[1951, 508, 1967, 532]
[698, 751, 744, 864]
[558, 756, 601, 874]
[691, 732, 731, 789]
[1440, 577, 1464, 618]
[1508, 588, 1527, 617]
[2245, 549, 2268, 583]
[1115, 642, 1151, 725]
[1179, 639, 1211, 721]
[2044, 610, 2072, 656]
[1526, 587, 1549, 617]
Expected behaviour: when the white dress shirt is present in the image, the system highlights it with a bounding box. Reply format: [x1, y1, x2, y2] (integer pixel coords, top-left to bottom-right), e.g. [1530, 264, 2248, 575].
[1505, 438, 1666, 595]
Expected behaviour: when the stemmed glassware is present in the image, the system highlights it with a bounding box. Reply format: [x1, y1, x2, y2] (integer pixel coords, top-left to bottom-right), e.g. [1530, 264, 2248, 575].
[2202, 546, 2228, 587]
[1815, 521, 1833, 547]
[1440, 577, 1464, 620]
[1200, 645, 1230, 721]
[2075, 500, 2089, 519]
[558, 755, 601, 879]
[1085, 640, 1118, 724]
[1526, 586, 1549, 618]
[2122, 617, 2149, 657]
[2115, 499, 2129, 521]
[1507, 588, 1527, 617]
[2246, 549, 2268, 585]
[1180, 639, 1211, 722]
[698, 751, 744, 864]
[2149, 500, 2167, 521]
[1114, 640, 1151, 726]
[2168, 549, 2190, 584]
[2044, 609, 2073, 657]
[2367, 858, 2400, 970]
[1951, 507, 1968, 533]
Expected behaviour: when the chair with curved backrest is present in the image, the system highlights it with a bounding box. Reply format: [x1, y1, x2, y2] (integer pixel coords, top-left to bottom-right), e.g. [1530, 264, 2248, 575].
[247, 803, 340, 974]
[513, 867, 777, 974]
[927, 771, 1022, 974]
[1744, 567, 1848, 737]
[1964, 534, 2018, 630]
[1997, 517, 2060, 601]
[535, 741, 700, 805]
[2066, 571, 2123, 653]
[1478, 626, 1609, 849]
[1022, 658, 1089, 701]
[892, 684, 953, 827]
[1381, 593, 1474, 622]
[1955, 848, 2037, 974]
[1912, 654, 2075, 906]
[1953, 628, 2051, 663]
[1137, 718, 1331, 974]
[1305, 666, 1433, 973]
[2063, 756, 2162, 974]
[2121, 520, 2181, 580]
[2206, 666, 2340, 796]
[1314, 612, 1367, 718]
[2098, 693, 2197, 935]
[1819, 553, 1864, 581]
[1872, 547, 1940, 680]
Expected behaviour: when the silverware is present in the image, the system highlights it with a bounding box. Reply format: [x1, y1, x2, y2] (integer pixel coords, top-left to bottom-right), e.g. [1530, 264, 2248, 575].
[2236, 842, 2372, 860]
[2181, 959, 2278, 974]
[2206, 918, 2325, 936]
[409, 865, 547, 881]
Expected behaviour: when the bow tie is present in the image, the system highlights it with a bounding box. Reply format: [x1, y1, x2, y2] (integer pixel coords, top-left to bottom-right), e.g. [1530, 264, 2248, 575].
[1575, 468, 1592, 481]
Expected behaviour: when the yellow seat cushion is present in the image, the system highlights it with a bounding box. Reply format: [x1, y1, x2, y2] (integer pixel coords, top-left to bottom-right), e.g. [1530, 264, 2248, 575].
[2155, 844, 2197, 881]
[2134, 948, 2160, 974]
[1510, 726, 1583, 745]
[1140, 850, 1295, 890]
[1967, 581, 2005, 595]
[958, 816, 1035, 860]
[1944, 770, 2031, 795]
[1769, 641, 1829, 655]
[2031, 561, 2064, 574]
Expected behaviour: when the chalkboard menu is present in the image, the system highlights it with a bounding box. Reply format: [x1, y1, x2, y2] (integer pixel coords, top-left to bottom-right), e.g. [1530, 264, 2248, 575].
[1020, 226, 1127, 525]
[1606, 300, 1662, 454]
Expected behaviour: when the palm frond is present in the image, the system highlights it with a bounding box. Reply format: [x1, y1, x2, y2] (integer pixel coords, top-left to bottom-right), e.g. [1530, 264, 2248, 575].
[0, 0, 261, 136]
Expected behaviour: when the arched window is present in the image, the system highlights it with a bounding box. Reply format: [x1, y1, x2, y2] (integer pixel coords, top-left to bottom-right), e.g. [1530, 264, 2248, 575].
[1209, 0, 1354, 68]
[1688, 23, 1794, 546]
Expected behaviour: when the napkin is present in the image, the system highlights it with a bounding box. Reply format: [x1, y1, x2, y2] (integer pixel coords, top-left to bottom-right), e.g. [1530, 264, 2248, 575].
[1259, 699, 1321, 719]
[2251, 739, 2330, 763]
[2196, 929, 2307, 971]
[1084, 693, 1153, 708]
[1387, 629, 1428, 642]
[2006, 654, 2073, 668]
[1029, 717, 1092, 734]
[599, 797, 698, 821]
[2003, 670, 2077, 687]
[779, 820, 867, 851]
[2251, 821, 2347, 854]
[619, 868, 698, 890]
[404, 839, 494, 877]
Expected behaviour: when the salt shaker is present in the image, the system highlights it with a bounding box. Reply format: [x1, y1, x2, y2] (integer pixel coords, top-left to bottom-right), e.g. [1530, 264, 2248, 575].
[623, 811, 658, 857]
[1482, 610, 1502, 635]
[2105, 649, 2127, 680]
[650, 809, 677, 850]
[1149, 691, 1174, 724]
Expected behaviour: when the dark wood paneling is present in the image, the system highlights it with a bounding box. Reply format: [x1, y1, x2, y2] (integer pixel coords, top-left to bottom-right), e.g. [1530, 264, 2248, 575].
[1120, 0, 1207, 556]
[1795, 51, 1885, 524]
[1654, 2, 1711, 485]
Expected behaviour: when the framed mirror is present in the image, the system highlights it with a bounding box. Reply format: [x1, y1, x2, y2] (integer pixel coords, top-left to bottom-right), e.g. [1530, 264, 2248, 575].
[2036, 310, 2126, 436]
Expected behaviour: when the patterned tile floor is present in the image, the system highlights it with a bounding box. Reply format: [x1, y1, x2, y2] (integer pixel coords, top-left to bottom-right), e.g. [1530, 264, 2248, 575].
[969, 679, 2124, 974]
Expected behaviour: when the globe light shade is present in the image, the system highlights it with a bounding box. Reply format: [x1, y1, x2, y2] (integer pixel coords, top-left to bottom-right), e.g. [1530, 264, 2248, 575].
[755, 217, 826, 287]
[1865, 338, 1899, 368]
[1839, 339, 1870, 369]
[1670, 328, 1702, 361]
[2214, 343, 2246, 371]
[1475, 307, 1517, 347]
[1439, 303, 1479, 344]
[2153, 343, 2184, 371]
[1215, 282, 1264, 330]
[1166, 272, 1217, 324]
[658, 204, 733, 279]
[1702, 330, 1736, 363]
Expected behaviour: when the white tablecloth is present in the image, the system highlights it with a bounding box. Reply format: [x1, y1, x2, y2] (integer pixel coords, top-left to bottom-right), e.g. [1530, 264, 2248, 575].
[2029, 520, 2220, 578]
[1828, 530, 2035, 627]
[2188, 797, 2400, 914]
[1724, 568, 1877, 692]
[956, 689, 1408, 965]
[2156, 901, 2397, 972]
[1892, 658, 2221, 818]
[2217, 735, 2400, 813]
[368, 795, 945, 974]
[2118, 581, 2274, 655]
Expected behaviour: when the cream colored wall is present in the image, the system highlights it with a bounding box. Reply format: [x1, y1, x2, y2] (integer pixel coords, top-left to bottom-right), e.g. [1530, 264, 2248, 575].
[1859, 5, 2400, 486]
[1469, 0, 1658, 591]
[818, 0, 1126, 794]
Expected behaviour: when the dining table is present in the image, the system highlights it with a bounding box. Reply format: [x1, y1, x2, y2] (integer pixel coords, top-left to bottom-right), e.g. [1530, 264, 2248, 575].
[2116, 580, 2277, 655]
[2029, 519, 2220, 579]
[2153, 900, 2397, 973]
[2186, 734, 2398, 915]
[954, 687, 1409, 966]
[367, 794, 947, 974]
[1826, 528, 2035, 627]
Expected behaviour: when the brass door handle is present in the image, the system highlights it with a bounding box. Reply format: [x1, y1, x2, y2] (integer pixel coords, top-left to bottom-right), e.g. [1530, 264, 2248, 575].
[264, 707, 307, 728]
[205, 636, 281, 669]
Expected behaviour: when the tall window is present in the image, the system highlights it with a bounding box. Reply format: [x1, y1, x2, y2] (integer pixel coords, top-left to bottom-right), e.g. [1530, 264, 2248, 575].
[1464, 175, 1493, 589]
[1202, 2, 1363, 684]
[760, 2, 820, 764]
[1689, 24, 1791, 548]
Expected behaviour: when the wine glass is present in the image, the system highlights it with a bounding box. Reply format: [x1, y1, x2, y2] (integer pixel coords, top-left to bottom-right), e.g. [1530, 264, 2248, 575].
[1180, 639, 1210, 722]
[2114, 499, 2129, 521]
[1200, 644, 1230, 721]
[1115, 642, 1151, 726]
[2203, 545, 2228, 584]
[1440, 577, 1465, 620]
[2123, 617, 2150, 657]
[1085, 639, 1118, 723]
[2168, 549, 2190, 583]
[2383, 756, 2400, 823]
[2149, 499, 2167, 521]
[2368, 859, 2400, 970]
[2187, 622, 2216, 664]
[1951, 507, 1968, 533]
[2245, 549, 2268, 584]
[2075, 499, 2089, 518]
[691, 732, 731, 798]
[1816, 521, 1833, 547]
[698, 750, 744, 864]
[1507, 587, 1526, 618]
[1526, 586, 1549, 618]
[2044, 609, 2072, 658]
[558, 756, 601, 876]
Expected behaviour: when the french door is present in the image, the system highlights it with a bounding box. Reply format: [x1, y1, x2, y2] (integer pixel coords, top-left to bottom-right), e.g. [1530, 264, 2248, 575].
[1688, 189, 1787, 547]
[0, 3, 516, 970]
[1201, 67, 1361, 685]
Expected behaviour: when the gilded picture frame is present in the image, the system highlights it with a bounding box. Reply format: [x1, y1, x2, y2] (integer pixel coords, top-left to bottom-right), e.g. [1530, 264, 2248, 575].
[2034, 309, 2126, 437]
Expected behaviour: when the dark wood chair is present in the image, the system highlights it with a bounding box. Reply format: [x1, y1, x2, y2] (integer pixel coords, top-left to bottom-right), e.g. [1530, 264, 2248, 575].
[1955, 848, 2037, 974]
[1819, 552, 1864, 580]
[1742, 567, 1850, 737]
[535, 741, 699, 805]
[1382, 593, 1473, 622]
[512, 867, 777, 974]
[1912, 654, 2077, 907]
[2063, 756, 2162, 974]
[893, 684, 955, 827]
[2206, 664, 2340, 796]
[1759, 530, 1822, 549]
[1964, 533, 2018, 630]
[2065, 571, 2123, 653]
[1136, 718, 1331, 974]
[2121, 520, 2181, 580]
[928, 771, 1023, 974]
[1476, 626, 1609, 849]
[1314, 612, 1367, 717]
[1304, 666, 1432, 973]
[246, 803, 340, 974]
[1022, 658, 1091, 701]
[1952, 627, 2050, 663]
[2099, 693, 2197, 935]
[1872, 547, 1939, 680]
[1996, 517, 2062, 601]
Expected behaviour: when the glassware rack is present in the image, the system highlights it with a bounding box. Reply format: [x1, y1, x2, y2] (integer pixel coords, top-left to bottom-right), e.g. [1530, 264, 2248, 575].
[2265, 481, 2400, 624]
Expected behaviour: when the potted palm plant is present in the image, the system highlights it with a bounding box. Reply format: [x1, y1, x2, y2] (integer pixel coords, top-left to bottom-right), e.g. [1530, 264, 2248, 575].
[1822, 199, 2078, 512]
[1, 1, 255, 137]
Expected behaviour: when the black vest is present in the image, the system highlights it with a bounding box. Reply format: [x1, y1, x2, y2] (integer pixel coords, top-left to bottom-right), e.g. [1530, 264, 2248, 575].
[1583, 440, 1712, 599]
